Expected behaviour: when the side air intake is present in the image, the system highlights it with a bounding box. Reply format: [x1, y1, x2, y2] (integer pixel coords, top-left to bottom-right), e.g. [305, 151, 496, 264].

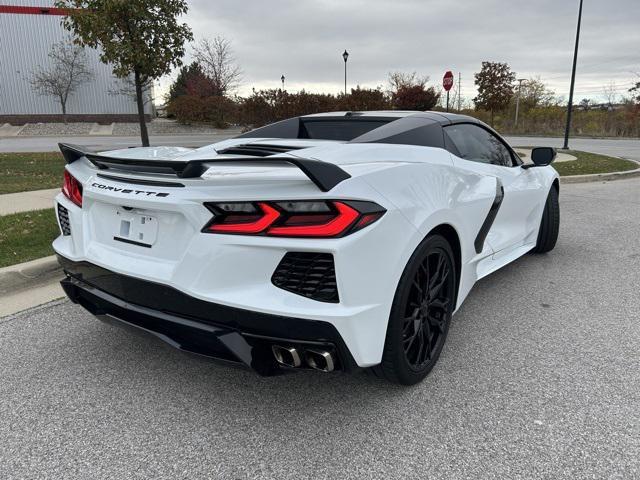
[57, 203, 71, 236]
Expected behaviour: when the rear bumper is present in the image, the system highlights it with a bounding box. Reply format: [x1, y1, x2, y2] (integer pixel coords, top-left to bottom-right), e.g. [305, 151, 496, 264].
[58, 255, 358, 375]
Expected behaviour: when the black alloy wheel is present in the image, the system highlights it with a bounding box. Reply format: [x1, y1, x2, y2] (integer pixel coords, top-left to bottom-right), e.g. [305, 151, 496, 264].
[402, 246, 454, 371]
[373, 234, 456, 385]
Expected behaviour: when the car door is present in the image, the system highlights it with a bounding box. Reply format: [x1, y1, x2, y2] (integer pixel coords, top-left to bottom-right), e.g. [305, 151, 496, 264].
[444, 123, 547, 255]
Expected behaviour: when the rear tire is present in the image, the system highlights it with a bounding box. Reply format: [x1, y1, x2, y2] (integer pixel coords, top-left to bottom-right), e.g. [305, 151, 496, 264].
[372, 234, 456, 385]
[531, 185, 559, 254]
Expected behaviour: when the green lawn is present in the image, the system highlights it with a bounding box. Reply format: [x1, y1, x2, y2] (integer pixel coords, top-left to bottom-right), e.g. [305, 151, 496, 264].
[552, 150, 638, 176]
[515, 148, 638, 176]
[0, 152, 65, 194]
[0, 209, 59, 268]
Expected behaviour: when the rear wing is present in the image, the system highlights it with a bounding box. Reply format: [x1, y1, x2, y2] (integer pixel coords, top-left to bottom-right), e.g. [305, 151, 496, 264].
[58, 143, 351, 192]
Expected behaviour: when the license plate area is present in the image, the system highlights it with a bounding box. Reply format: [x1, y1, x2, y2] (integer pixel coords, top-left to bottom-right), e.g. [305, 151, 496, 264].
[113, 209, 158, 247]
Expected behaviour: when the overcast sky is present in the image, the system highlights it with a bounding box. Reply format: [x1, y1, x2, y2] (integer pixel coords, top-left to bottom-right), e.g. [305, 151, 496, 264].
[159, 0, 639, 104]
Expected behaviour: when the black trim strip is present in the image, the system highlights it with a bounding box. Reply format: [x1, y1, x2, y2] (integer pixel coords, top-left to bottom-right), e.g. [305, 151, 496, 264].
[113, 236, 152, 248]
[474, 179, 504, 254]
[97, 173, 185, 188]
[58, 143, 351, 192]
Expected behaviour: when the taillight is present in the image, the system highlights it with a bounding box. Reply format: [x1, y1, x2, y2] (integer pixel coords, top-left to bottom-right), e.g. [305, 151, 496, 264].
[62, 170, 83, 207]
[203, 200, 385, 238]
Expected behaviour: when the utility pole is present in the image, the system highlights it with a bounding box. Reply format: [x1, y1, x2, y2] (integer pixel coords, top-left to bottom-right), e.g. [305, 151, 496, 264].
[514, 78, 527, 129]
[563, 0, 584, 150]
[458, 72, 461, 111]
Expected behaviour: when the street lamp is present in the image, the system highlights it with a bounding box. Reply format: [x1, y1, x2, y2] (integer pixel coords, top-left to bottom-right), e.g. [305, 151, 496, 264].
[514, 78, 527, 129]
[563, 0, 584, 150]
[281, 74, 285, 91]
[342, 50, 349, 95]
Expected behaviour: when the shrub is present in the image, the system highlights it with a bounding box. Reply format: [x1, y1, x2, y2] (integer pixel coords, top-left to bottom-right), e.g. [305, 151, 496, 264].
[166, 95, 237, 127]
[392, 84, 440, 111]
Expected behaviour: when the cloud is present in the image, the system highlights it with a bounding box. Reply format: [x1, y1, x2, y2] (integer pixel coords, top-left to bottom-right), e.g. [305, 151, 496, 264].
[159, 0, 640, 102]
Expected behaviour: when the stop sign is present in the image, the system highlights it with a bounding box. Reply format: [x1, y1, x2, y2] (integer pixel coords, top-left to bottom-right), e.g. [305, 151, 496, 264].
[443, 71, 454, 91]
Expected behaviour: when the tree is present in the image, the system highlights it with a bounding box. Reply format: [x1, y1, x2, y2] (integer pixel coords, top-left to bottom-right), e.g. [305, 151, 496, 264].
[602, 81, 619, 108]
[388, 71, 429, 92]
[579, 98, 593, 111]
[338, 86, 390, 111]
[193, 36, 242, 97]
[387, 72, 440, 111]
[628, 77, 640, 104]
[520, 77, 556, 109]
[56, 0, 193, 146]
[473, 61, 515, 125]
[392, 85, 440, 111]
[29, 38, 93, 119]
[108, 76, 154, 105]
[167, 62, 212, 101]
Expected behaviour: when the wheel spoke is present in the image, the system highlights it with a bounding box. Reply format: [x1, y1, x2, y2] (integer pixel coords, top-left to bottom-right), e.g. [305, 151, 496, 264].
[414, 327, 425, 364]
[403, 316, 416, 334]
[428, 254, 445, 290]
[419, 322, 432, 363]
[427, 313, 446, 333]
[430, 297, 450, 310]
[429, 265, 449, 299]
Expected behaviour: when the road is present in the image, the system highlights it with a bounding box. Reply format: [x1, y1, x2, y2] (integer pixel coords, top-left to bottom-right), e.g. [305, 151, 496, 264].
[2, 133, 640, 160]
[0, 133, 235, 152]
[505, 136, 640, 162]
[1, 178, 639, 479]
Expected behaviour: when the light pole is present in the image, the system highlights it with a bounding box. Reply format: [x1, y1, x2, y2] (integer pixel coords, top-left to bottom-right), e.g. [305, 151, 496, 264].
[342, 50, 349, 95]
[514, 78, 527, 129]
[563, 0, 584, 150]
[281, 74, 285, 91]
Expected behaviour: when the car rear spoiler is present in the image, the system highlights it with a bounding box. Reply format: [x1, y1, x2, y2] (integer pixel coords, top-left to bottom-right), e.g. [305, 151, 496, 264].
[58, 143, 351, 192]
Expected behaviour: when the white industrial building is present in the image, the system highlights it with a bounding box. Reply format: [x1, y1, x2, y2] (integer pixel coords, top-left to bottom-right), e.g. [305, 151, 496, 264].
[0, 0, 152, 123]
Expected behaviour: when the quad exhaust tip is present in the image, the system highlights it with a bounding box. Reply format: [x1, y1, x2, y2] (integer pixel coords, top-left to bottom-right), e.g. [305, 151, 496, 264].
[304, 349, 335, 373]
[271, 345, 302, 368]
[271, 345, 336, 372]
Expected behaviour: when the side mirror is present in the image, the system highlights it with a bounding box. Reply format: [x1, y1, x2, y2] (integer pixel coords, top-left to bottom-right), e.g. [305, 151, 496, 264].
[530, 147, 557, 166]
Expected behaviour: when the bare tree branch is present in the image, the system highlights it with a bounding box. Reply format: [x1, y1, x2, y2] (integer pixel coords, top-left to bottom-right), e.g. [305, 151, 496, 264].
[29, 37, 94, 117]
[193, 36, 242, 96]
[108, 76, 154, 105]
[387, 71, 429, 93]
[602, 81, 618, 108]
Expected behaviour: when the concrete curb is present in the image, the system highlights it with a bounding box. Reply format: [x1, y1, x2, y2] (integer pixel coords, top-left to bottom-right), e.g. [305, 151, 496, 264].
[559, 160, 640, 184]
[0, 255, 62, 297]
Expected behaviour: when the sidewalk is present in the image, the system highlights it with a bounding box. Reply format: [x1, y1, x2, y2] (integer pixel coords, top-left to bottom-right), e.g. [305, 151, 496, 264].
[0, 188, 58, 215]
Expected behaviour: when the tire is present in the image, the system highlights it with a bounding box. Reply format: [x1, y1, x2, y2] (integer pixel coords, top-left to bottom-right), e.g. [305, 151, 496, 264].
[531, 185, 559, 254]
[372, 234, 457, 385]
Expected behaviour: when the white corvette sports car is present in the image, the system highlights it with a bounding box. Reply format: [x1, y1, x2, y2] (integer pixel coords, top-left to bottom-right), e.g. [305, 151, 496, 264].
[54, 111, 559, 385]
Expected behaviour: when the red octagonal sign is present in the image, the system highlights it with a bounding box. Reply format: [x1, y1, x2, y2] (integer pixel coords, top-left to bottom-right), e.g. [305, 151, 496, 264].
[443, 71, 454, 91]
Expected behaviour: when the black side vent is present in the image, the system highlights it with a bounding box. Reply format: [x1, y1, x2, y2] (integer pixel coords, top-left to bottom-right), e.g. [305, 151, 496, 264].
[271, 252, 338, 303]
[57, 203, 71, 236]
[216, 144, 305, 157]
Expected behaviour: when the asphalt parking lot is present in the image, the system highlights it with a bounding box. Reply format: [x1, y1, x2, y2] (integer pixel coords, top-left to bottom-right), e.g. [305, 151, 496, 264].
[1, 178, 639, 479]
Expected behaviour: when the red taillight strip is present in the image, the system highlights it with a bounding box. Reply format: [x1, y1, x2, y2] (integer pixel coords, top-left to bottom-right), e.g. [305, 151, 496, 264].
[207, 202, 280, 233]
[202, 200, 385, 238]
[267, 202, 359, 237]
[62, 170, 83, 207]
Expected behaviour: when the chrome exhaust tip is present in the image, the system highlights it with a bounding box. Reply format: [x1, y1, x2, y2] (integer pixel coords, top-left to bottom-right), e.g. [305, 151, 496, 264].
[271, 345, 302, 368]
[304, 349, 335, 372]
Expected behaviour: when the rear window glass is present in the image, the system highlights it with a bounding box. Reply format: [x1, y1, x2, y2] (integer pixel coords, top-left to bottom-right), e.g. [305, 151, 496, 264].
[301, 120, 390, 141]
